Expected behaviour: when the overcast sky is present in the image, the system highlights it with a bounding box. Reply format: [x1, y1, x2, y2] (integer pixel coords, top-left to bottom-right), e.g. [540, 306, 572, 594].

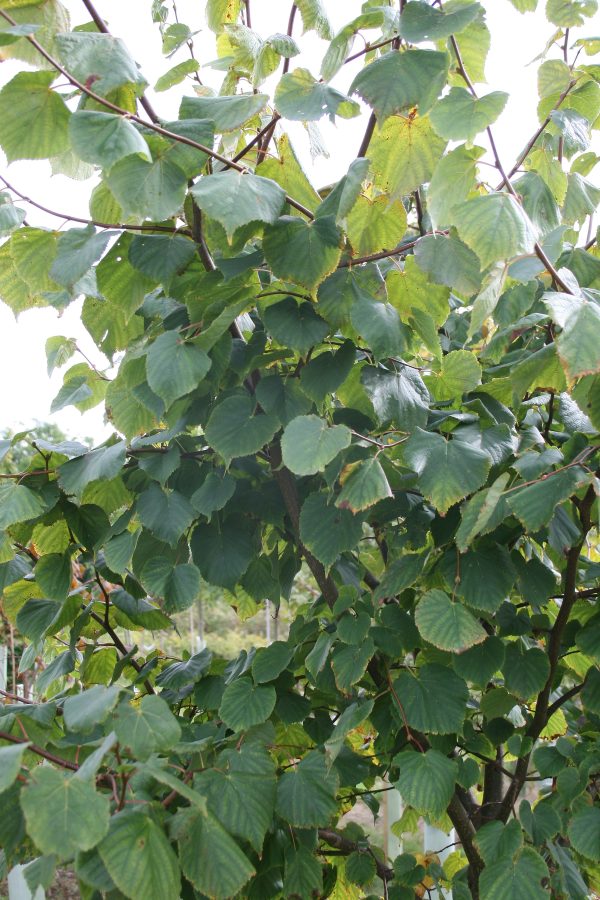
[0, 0, 597, 444]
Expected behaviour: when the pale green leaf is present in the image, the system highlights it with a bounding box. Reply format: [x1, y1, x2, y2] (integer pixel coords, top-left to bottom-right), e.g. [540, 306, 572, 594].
[281, 415, 351, 476]
[415, 589, 486, 653]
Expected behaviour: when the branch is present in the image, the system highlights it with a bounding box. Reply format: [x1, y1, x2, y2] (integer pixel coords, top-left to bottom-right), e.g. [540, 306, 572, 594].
[0, 730, 78, 770]
[344, 35, 398, 65]
[448, 30, 574, 296]
[318, 829, 393, 882]
[497, 484, 596, 822]
[0, 8, 314, 221]
[0, 175, 187, 234]
[357, 112, 377, 158]
[546, 682, 583, 718]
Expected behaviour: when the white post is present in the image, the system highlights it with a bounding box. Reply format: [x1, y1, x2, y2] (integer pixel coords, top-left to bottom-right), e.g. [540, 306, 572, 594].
[0, 643, 7, 695]
[8, 864, 45, 899]
[424, 822, 455, 899]
[265, 599, 271, 644]
[384, 786, 403, 863]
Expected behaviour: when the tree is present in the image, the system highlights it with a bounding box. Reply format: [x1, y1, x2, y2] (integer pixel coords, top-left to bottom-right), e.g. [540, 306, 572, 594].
[0, 0, 599, 896]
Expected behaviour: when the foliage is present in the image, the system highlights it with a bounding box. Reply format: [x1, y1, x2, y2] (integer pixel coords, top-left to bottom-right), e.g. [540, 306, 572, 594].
[0, 0, 600, 898]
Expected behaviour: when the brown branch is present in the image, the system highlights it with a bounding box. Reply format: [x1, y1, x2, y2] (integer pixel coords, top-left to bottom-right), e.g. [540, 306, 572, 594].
[344, 35, 398, 65]
[497, 485, 596, 822]
[448, 30, 574, 295]
[232, 114, 281, 163]
[0, 7, 314, 221]
[357, 112, 377, 158]
[499, 80, 577, 184]
[0, 175, 187, 234]
[318, 829, 393, 882]
[546, 682, 583, 718]
[269, 443, 338, 608]
[0, 730, 78, 770]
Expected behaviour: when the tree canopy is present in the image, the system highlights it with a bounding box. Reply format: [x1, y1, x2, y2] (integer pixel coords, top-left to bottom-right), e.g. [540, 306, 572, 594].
[1, 0, 600, 898]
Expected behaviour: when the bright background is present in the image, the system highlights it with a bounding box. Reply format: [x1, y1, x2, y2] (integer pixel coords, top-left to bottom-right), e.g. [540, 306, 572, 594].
[0, 0, 597, 443]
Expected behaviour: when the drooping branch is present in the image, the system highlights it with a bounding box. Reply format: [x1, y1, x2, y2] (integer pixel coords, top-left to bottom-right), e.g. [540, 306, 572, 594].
[0, 7, 314, 221]
[0, 175, 188, 234]
[0, 730, 78, 771]
[447, 29, 573, 295]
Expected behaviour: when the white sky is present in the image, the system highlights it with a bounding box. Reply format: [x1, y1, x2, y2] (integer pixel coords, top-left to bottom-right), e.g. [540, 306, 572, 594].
[0, 0, 598, 444]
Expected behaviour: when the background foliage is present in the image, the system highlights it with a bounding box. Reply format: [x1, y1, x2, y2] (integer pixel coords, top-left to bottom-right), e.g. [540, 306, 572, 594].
[1, 0, 600, 898]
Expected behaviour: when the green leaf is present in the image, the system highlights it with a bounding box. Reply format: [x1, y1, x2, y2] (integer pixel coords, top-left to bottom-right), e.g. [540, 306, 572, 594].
[21, 768, 110, 858]
[415, 589, 486, 653]
[428, 350, 482, 401]
[454, 193, 538, 269]
[0, 193, 26, 237]
[503, 643, 550, 699]
[400, 1, 482, 41]
[324, 698, 374, 765]
[336, 457, 392, 513]
[252, 641, 294, 684]
[453, 635, 506, 685]
[191, 518, 255, 588]
[430, 88, 508, 141]
[174, 806, 255, 900]
[63, 685, 121, 734]
[295, 0, 333, 38]
[263, 216, 342, 291]
[317, 157, 369, 222]
[145, 331, 211, 408]
[281, 415, 351, 476]
[346, 195, 408, 257]
[546, 0, 597, 26]
[58, 442, 127, 498]
[284, 845, 323, 899]
[56, 32, 146, 97]
[0, 483, 46, 529]
[514, 172, 561, 236]
[361, 365, 430, 431]
[99, 812, 181, 900]
[0, 70, 70, 162]
[196, 744, 276, 852]
[69, 111, 150, 171]
[35, 552, 71, 602]
[351, 50, 449, 121]
[448, 544, 516, 614]
[331, 638, 375, 692]
[403, 429, 491, 515]
[395, 750, 458, 818]
[276, 750, 338, 826]
[506, 466, 590, 531]
[545, 294, 600, 381]
[136, 484, 195, 547]
[191, 472, 236, 519]
[155, 649, 212, 689]
[180, 92, 268, 131]
[140, 558, 201, 612]
[219, 677, 276, 730]
[111, 588, 172, 630]
[113, 694, 181, 761]
[129, 234, 196, 281]
[568, 806, 600, 861]
[392, 664, 468, 734]
[263, 296, 329, 355]
[373, 553, 425, 602]
[428, 143, 483, 228]
[191, 172, 286, 239]
[107, 154, 187, 222]
[299, 492, 364, 568]
[414, 233, 482, 296]
[479, 847, 549, 900]
[346, 851, 376, 886]
[369, 113, 447, 200]
[275, 67, 359, 121]
[50, 225, 112, 290]
[205, 395, 279, 465]
[16, 599, 61, 642]
[155, 58, 199, 91]
[45, 335, 76, 376]
[0, 743, 29, 793]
